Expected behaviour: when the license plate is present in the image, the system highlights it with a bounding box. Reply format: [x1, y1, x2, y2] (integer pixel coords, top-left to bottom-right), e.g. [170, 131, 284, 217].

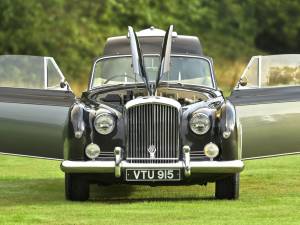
[126, 169, 181, 181]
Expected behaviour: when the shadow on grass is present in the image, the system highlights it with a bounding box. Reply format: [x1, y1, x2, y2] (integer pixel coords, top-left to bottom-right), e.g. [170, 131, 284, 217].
[90, 184, 215, 203]
[0, 178, 65, 206]
[0, 178, 214, 205]
[90, 196, 215, 204]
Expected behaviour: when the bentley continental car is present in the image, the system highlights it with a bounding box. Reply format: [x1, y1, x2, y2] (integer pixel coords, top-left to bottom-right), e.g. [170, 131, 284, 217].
[0, 26, 299, 201]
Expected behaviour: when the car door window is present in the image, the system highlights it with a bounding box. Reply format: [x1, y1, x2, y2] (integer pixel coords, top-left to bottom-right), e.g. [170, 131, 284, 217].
[47, 58, 64, 89]
[0, 55, 44, 89]
[261, 54, 300, 87]
[240, 57, 259, 88]
[0, 55, 66, 90]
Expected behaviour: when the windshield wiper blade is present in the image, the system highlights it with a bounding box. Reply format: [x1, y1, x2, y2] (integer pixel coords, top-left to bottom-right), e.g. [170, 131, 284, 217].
[154, 25, 173, 94]
[159, 81, 184, 86]
[128, 26, 151, 95]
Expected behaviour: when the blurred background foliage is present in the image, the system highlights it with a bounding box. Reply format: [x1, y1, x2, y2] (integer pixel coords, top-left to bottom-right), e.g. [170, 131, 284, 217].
[1, 0, 300, 93]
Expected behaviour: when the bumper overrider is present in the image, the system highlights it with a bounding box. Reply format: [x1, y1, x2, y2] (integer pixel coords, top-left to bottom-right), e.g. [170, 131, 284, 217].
[61, 146, 245, 177]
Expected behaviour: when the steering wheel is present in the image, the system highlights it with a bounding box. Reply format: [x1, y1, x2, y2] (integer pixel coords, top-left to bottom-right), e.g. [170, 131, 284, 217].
[103, 75, 138, 84]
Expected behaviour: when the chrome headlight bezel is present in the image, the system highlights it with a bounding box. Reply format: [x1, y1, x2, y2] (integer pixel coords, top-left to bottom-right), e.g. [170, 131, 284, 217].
[189, 112, 211, 135]
[94, 112, 116, 135]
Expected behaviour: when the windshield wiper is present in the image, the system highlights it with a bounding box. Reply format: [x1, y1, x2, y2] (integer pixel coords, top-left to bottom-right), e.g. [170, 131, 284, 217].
[159, 81, 184, 86]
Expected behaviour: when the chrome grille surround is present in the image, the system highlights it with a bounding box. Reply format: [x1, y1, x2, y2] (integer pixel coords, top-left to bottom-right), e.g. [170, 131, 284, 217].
[125, 96, 181, 163]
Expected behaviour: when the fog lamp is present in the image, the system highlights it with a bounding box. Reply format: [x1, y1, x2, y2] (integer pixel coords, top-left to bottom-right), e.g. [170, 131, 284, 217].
[85, 143, 101, 159]
[204, 142, 219, 160]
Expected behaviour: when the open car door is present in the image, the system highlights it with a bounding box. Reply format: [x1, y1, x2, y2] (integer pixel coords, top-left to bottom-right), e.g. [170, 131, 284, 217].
[229, 54, 300, 159]
[0, 55, 75, 159]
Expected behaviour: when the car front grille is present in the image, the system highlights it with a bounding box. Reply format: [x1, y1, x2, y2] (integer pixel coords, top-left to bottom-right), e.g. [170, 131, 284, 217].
[126, 98, 180, 163]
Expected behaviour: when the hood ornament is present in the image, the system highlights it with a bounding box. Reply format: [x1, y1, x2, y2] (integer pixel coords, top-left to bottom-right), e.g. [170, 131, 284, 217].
[147, 145, 157, 159]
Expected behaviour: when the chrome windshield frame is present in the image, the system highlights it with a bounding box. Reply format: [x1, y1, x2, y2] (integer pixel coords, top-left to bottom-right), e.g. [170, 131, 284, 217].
[89, 54, 217, 90]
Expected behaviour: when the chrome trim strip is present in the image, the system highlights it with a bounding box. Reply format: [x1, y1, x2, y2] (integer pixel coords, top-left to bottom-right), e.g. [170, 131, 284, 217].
[127, 157, 179, 160]
[43, 57, 47, 89]
[60, 160, 245, 174]
[0, 152, 62, 161]
[237, 117, 242, 160]
[125, 96, 181, 110]
[258, 55, 262, 88]
[243, 152, 300, 160]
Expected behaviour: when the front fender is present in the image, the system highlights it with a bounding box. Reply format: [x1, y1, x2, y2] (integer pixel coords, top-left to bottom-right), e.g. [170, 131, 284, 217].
[219, 100, 241, 160]
[66, 102, 87, 160]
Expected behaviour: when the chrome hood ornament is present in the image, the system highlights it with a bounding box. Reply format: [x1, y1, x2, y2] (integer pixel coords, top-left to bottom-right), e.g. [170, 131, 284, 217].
[147, 145, 157, 159]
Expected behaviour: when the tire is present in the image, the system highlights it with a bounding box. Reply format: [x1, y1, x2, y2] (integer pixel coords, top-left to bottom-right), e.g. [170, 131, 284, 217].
[65, 173, 90, 201]
[215, 173, 239, 200]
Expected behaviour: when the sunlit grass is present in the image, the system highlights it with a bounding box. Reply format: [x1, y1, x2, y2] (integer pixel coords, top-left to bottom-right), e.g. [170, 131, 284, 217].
[0, 155, 299, 225]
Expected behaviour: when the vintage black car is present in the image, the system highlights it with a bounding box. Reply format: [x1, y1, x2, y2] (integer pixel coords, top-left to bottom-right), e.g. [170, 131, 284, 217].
[0, 26, 299, 201]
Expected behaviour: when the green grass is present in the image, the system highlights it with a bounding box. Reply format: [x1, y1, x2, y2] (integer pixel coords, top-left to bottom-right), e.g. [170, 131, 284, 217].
[0, 155, 299, 225]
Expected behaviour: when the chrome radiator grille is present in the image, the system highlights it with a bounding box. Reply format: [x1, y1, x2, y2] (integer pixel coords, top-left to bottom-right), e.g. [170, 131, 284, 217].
[126, 101, 180, 163]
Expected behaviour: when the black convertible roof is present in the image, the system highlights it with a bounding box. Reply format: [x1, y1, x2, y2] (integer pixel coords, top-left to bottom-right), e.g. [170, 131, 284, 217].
[103, 27, 203, 57]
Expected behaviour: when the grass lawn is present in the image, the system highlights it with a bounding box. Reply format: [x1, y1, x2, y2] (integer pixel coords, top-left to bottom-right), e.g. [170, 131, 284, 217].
[0, 155, 299, 225]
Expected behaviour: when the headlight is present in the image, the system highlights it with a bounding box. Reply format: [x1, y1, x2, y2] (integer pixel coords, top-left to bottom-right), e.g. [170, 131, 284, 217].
[189, 113, 211, 135]
[94, 112, 115, 135]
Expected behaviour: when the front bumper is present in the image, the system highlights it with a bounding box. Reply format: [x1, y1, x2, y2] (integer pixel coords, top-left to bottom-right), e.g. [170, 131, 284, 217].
[61, 160, 244, 175]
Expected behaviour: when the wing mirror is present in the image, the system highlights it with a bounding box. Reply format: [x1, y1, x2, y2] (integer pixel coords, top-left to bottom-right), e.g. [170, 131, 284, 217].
[60, 80, 70, 90]
[239, 76, 248, 87]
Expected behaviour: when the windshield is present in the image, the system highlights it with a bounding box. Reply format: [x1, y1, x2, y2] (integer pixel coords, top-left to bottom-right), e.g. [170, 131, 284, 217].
[91, 55, 214, 88]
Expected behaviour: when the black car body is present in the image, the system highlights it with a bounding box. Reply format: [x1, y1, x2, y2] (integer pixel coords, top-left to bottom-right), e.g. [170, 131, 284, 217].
[1, 26, 299, 201]
[63, 26, 243, 200]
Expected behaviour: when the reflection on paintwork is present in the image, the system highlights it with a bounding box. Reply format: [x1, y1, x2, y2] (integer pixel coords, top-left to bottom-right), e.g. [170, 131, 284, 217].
[236, 101, 300, 159]
[0, 102, 70, 159]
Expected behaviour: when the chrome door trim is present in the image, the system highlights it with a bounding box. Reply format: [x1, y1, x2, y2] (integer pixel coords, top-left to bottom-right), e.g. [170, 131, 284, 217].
[0, 151, 62, 161]
[243, 152, 300, 160]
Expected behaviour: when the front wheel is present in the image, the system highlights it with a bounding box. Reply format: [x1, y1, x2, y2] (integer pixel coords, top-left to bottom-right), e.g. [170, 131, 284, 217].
[215, 173, 240, 200]
[65, 173, 90, 201]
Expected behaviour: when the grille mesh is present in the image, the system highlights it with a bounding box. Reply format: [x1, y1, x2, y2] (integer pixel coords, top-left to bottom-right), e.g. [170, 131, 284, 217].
[126, 103, 179, 163]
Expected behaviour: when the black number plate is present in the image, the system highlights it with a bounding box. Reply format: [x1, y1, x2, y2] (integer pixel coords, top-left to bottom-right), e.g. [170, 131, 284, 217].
[126, 169, 181, 181]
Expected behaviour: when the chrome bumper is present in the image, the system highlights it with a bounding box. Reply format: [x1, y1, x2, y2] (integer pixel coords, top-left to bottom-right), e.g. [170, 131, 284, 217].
[60, 160, 244, 175]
